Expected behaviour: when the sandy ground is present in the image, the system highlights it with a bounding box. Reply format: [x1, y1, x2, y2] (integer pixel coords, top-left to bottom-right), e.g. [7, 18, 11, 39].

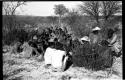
[3, 52, 122, 80]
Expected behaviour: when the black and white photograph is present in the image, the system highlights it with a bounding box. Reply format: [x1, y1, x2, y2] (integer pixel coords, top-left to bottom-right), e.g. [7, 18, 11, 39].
[2, 1, 122, 80]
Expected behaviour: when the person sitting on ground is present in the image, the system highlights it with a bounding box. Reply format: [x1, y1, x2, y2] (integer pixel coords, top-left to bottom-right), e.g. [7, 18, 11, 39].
[80, 36, 90, 44]
[80, 36, 92, 55]
[53, 38, 64, 50]
[89, 26, 102, 45]
[107, 27, 122, 57]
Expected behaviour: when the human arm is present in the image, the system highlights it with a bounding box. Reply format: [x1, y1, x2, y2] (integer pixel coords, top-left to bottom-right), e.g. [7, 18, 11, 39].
[110, 34, 117, 45]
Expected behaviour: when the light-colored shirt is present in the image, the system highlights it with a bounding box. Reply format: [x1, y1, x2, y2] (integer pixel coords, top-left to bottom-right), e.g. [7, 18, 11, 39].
[44, 47, 67, 68]
[52, 50, 66, 68]
[108, 33, 118, 45]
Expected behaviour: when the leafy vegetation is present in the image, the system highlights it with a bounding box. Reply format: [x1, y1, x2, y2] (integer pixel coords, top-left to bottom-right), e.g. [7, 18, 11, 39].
[2, 1, 122, 72]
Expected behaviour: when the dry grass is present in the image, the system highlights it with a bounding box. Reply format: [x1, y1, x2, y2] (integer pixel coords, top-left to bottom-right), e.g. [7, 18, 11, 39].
[3, 51, 122, 80]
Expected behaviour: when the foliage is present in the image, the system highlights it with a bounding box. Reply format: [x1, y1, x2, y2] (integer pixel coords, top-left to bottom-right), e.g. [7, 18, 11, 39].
[46, 16, 58, 24]
[100, 1, 122, 21]
[79, 1, 100, 24]
[54, 4, 69, 16]
[2, 1, 26, 15]
[3, 28, 29, 45]
[2, 1, 26, 32]
[2, 2, 27, 45]
[64, 10, 91, 37]
[72, 40, 113, 71]
[79, 1, 122, 25]
[54, 4, 69, 27]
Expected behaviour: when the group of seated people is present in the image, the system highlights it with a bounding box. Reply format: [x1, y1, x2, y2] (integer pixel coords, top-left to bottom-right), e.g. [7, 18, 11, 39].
[80, 26, 122, 58]
[11, 25, 121, 71]
[28, 25, 122, 58]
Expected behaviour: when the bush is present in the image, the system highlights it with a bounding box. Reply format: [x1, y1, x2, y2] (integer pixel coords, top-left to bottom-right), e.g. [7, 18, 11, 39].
[72, 40, 113, 71]
[63, 12, 90, 37]
[3, 28, 29, 45]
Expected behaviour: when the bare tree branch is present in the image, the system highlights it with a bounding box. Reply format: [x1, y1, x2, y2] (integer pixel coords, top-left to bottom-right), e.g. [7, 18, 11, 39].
[101, 1, 121, 21]
[79, 1, 100, 24]
[3, 1, 26, 15]
[2, 1, 26, 32]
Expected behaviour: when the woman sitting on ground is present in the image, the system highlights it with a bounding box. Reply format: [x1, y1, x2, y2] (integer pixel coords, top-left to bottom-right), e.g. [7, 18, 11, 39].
[107, 27, 122, 57]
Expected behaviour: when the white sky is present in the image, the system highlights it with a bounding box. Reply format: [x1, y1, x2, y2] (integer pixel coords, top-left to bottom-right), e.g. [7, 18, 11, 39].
[17, 1, 83, 16]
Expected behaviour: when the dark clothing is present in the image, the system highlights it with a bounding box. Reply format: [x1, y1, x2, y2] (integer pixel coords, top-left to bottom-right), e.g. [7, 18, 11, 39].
[28, 41, 38, 48]
[99, 40, 110, 47]
[54, 42, 64, 50]
[107, 28, 115, 39]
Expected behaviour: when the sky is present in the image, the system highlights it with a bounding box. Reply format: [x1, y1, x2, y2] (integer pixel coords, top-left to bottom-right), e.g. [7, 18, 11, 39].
[16, 1, 83, 16]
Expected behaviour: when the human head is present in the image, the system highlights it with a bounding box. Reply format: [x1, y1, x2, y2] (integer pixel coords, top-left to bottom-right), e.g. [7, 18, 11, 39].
[81, 36, 90, 42]
[107, 28, 115, 39]
[54, 38, 58, 43]
[92, 27, 101, 34]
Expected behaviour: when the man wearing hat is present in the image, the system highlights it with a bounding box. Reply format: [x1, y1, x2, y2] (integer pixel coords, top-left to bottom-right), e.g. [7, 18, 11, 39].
[80, 36, 90, 44]
[80, 36, 92, 55]
[89, 26, 102, 44]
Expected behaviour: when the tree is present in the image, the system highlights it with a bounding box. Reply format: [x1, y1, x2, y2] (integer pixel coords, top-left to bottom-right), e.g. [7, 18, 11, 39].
[54, 4, 69, 27]
[3, 1, 26, 15]
[2, 1, 26, 31]
[100, 1, 122, 21]
[79, 1, 100, 24]
[2, 1, 26, 45]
